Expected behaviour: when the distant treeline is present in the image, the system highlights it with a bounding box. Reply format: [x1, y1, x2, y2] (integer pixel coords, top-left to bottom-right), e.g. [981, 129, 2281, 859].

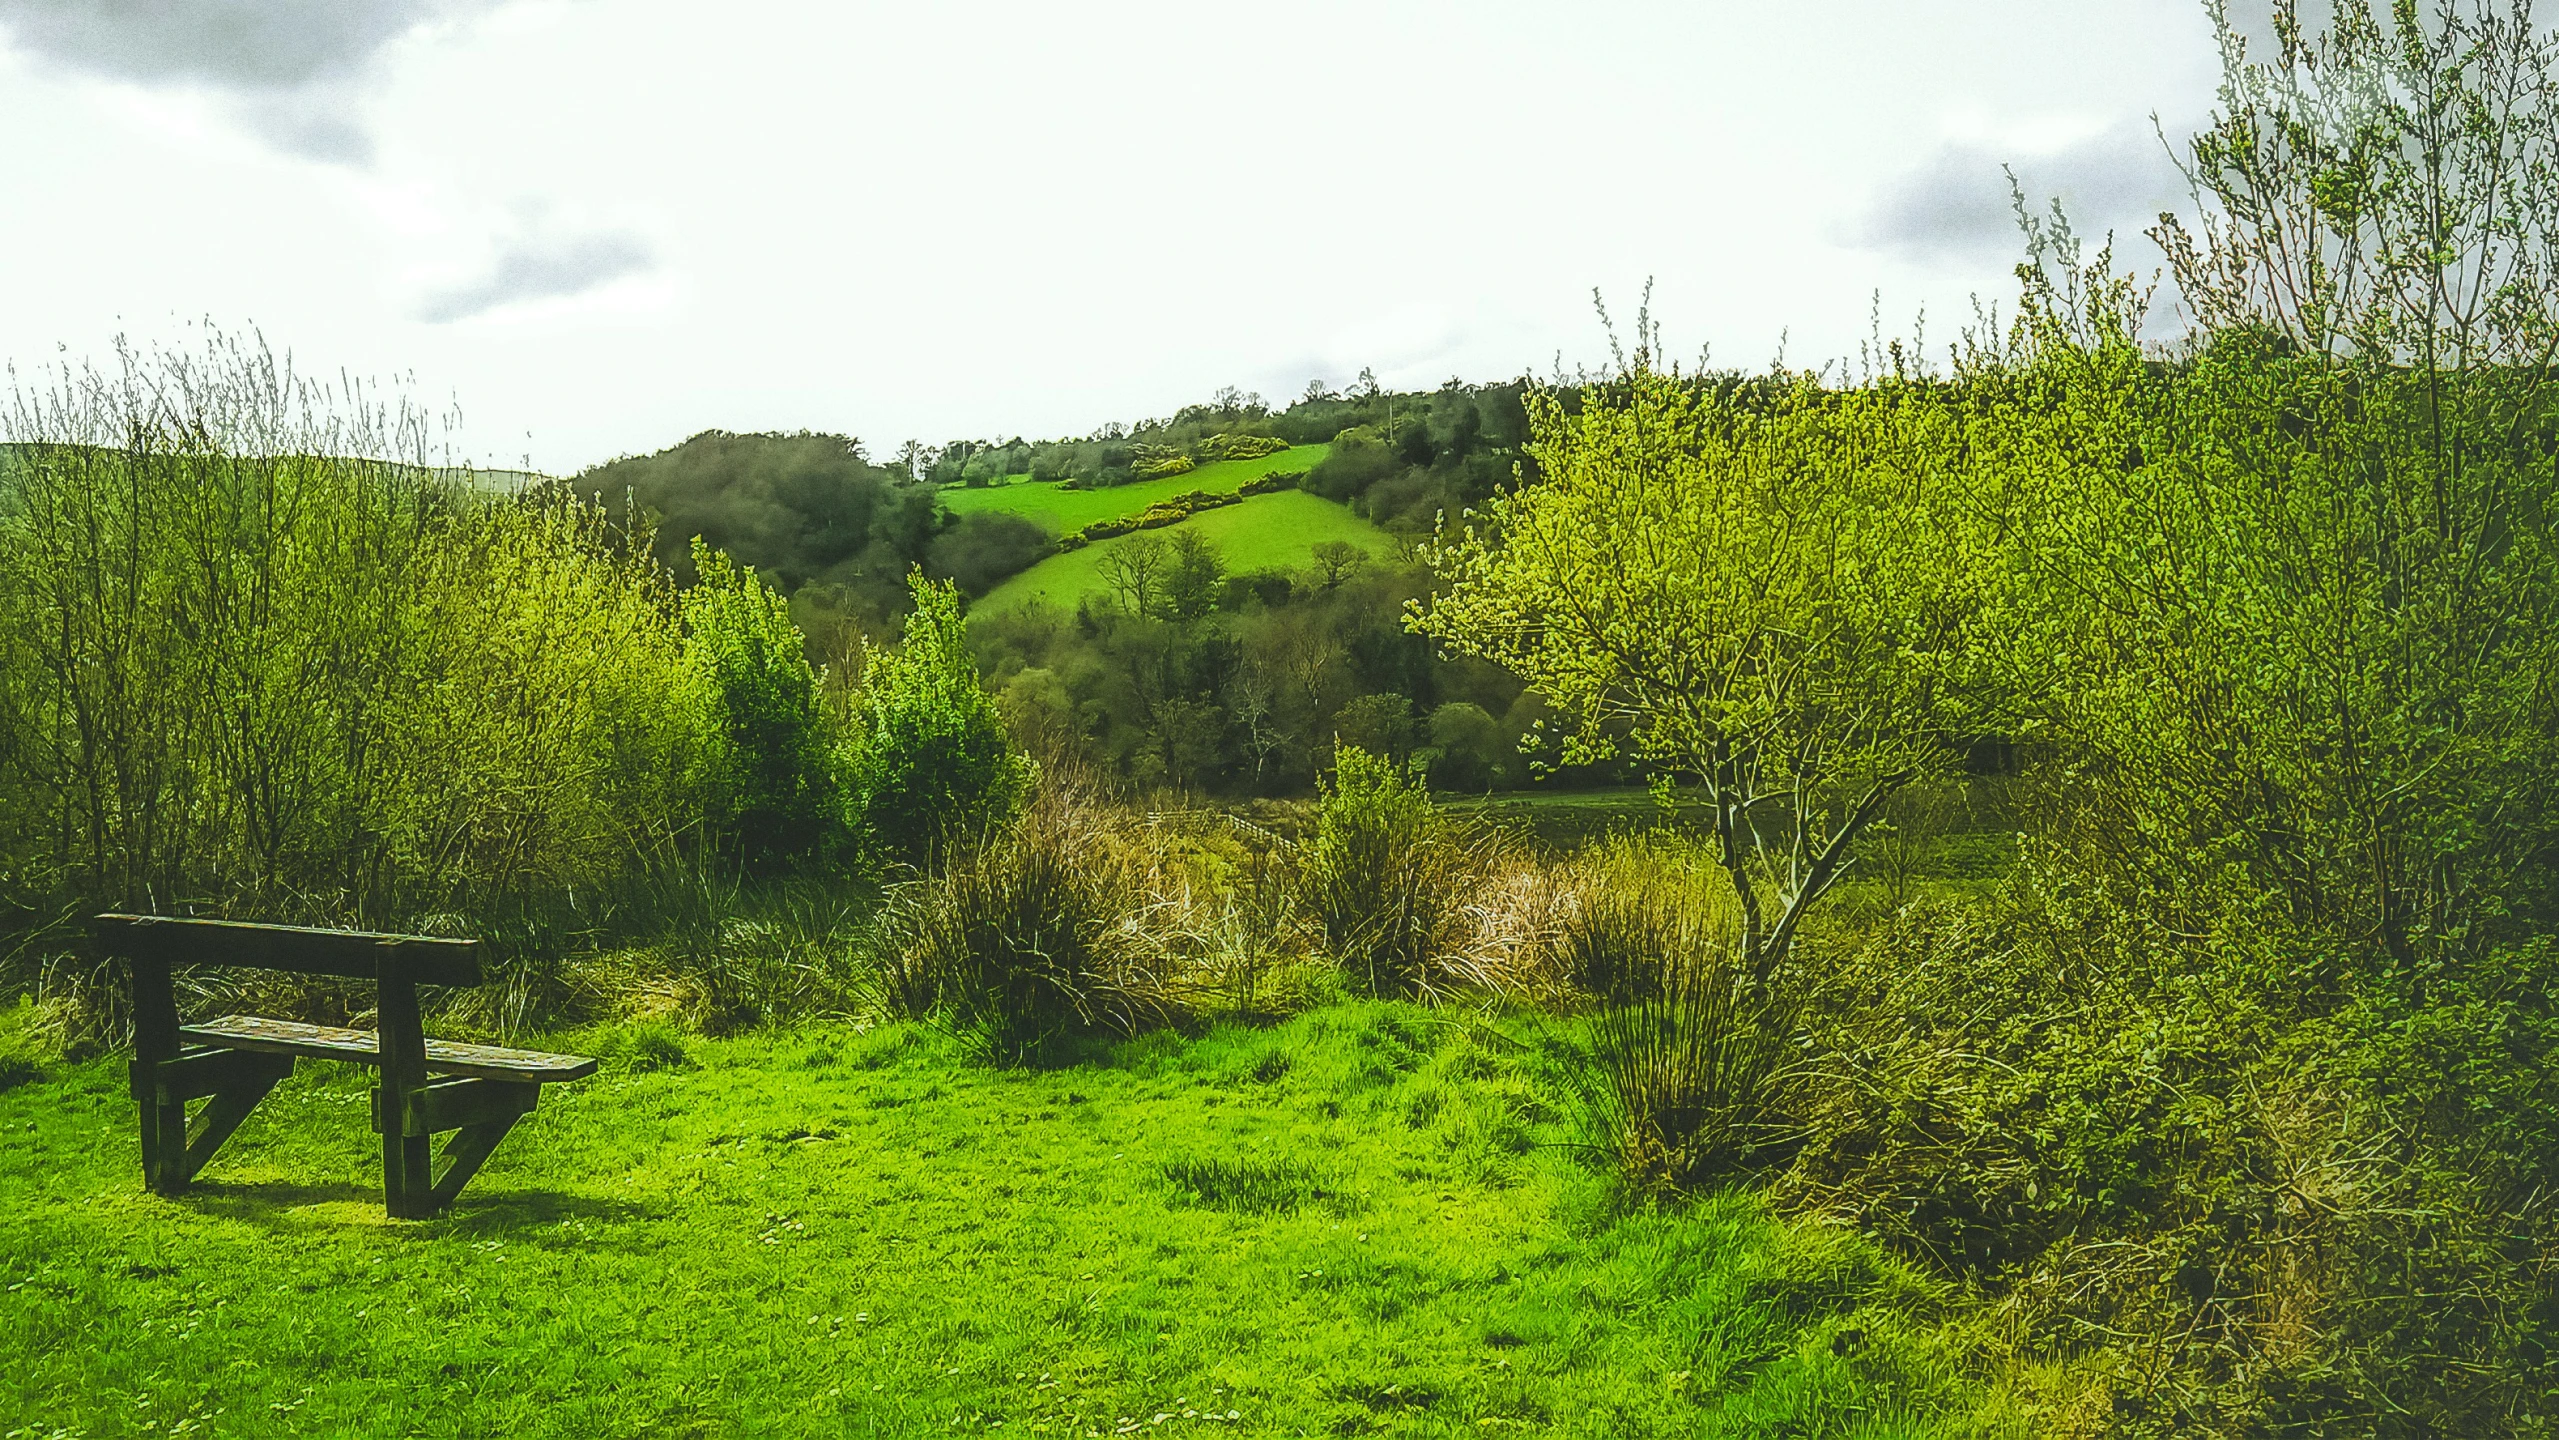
[909, 375, 1532, 533]
[972, 542, 1551, 798]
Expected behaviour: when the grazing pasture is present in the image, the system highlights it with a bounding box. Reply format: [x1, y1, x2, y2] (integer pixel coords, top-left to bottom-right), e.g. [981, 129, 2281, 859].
[940, 447, 1331, 536]
[976, 490, 1395, 613]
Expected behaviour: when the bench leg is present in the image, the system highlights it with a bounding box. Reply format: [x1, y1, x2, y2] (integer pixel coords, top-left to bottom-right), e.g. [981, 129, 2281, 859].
[384, 1126, 436, 1220]
[133, 1049, 295, 1195]
[374, 1078, 538, 1218]
[181, 1074, 286, 1182]
[139, 1091, 191, 1196]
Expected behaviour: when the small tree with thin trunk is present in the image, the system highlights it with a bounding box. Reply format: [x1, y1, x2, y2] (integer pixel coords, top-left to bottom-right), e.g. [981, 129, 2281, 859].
[1413, 343, 2004, 988]
[1096, 532, 1171, 618]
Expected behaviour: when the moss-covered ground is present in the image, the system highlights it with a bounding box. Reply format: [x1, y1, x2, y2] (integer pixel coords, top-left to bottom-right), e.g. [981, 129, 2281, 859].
[0, 1002, 2049, 1438]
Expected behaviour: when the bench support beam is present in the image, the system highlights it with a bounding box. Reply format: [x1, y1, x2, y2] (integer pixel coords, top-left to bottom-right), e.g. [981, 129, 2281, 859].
[131, 1047, 295, 1195]
[372, 1078, 537, 1218]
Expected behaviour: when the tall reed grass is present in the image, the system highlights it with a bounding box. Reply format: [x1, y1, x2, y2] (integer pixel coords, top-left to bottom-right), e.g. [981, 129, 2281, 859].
[868, 784, 1187, 1060]
[1540, 832, 1799, 1193]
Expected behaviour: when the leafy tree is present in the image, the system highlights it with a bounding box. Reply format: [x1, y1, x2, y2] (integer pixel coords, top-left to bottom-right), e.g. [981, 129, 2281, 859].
[926, 511, 1051, 597]
[1416, 350, 2002, 986]
[1332, 692, 1416, 764]
[846, 572, 1034, 866]
[0, 330, 699, 927]
[1308, 539, 1368, 588]
[2001, 0, 2559, 969]
[1149, 697, 1226, 794]
[1097, 533, 1172, 617]
[1304, 428, 1399, 503]
[572, 430, 927, 593]
[1422, 701, 1504, 792]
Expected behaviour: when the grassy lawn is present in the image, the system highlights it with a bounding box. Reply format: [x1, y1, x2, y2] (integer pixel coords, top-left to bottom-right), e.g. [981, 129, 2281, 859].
[976, 492, 1396, 615]
[1, 1002, 2039, 1439]
[939, 448, 1331, 536]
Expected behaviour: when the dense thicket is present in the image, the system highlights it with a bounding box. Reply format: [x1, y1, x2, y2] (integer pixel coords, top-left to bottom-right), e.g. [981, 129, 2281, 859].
[1397, 4, 2559, 1429]
[0, 341, 693, 931]
[969, 551, 1560, 798]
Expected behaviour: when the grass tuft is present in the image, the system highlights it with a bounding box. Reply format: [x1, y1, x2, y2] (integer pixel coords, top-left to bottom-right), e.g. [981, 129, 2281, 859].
[1159, 1156, 1331, 1213]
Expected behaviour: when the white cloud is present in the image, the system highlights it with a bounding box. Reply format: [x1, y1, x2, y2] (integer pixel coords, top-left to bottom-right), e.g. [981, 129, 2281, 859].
[1845, 121, 2192, 266]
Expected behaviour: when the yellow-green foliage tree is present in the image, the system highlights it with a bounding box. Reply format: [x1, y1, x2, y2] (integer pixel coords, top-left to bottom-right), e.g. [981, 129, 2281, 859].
[1940, 0, 2559, 975]
[1415, 346, 2007, 985]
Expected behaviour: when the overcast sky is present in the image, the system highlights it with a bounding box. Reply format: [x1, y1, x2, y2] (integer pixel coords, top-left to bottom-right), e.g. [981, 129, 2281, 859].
[0, 1, 2228, 473]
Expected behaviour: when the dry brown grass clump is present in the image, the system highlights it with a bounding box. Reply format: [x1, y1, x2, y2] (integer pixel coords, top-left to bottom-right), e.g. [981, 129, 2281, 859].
[865, 775, 1348, 1056]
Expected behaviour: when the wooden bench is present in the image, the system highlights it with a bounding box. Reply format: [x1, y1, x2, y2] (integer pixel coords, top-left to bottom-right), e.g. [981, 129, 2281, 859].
[98, 913, 598, 1219]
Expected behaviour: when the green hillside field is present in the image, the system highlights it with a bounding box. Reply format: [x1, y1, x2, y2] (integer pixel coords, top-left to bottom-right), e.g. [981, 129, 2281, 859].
[977, 489, 1396, 613]
[939, 445, 1330, 536]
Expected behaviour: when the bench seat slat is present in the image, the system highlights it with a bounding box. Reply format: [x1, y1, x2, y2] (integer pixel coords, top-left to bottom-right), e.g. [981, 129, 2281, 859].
[179, 1015, 598, 1083]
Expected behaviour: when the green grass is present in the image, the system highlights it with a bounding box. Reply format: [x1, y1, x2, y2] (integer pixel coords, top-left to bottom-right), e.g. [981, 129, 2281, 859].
[0, 1001, 2032, 1438]
[939, 447, 1332, 536]
[978, 491, 1396, 614]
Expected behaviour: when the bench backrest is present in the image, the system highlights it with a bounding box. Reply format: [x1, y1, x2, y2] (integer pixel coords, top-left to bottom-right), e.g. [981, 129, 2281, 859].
[93, 914, 482, 987]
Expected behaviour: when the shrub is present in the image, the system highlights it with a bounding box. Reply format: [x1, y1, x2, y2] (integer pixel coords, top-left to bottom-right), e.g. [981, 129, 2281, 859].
[1549, 954, 1799, 1197]
[1129, 445, 1195, 480]
[925, 511, 1052, 597]
[0, 330, 698, 946]
[1195, 433, 1290, 462]
[842, 573, 1034, 868]
[1304, 427, 1400, 502]
[1550, 833, 1739, 1006]
[681, 540, 842, 870]
[1777, 883, 2559, 1435]
[1533, 833, 1793, 1194]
